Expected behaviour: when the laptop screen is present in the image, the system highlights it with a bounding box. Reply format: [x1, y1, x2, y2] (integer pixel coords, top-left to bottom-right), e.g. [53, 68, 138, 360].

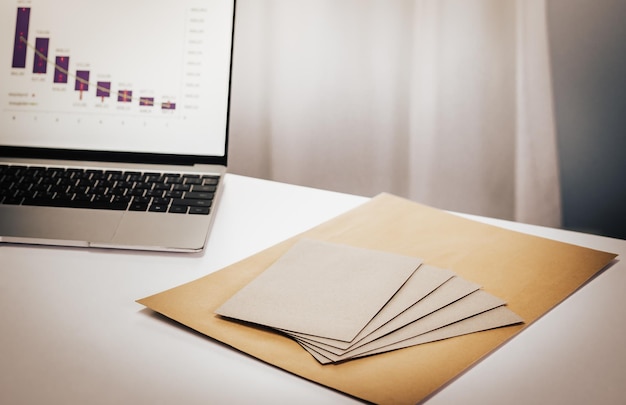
[1, 0, 234, 162]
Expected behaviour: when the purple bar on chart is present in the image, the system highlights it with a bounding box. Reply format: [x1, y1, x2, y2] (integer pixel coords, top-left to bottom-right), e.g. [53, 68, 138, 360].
[75, 70, 90, 100]
[139, 97, 154, 106]
[54, 56, 69, 83]
[96, 81, 111, 101]
[75, 70, 90, 90]
[33, 37, 49, 74]
[118, 90, 132, 103]
[161, 101, 176, 110]
[12, 7, 30, 68]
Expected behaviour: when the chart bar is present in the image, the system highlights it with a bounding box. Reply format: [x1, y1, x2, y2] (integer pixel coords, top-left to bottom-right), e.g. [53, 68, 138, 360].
[54, 56, 69, 83]
[139, 97, 154, 107]
[12, 7, 30, 68]
[96, 81, 111, 102]
[161, 101, 176, 110]
[33, 37, 49, 74]
[75, 70, 90, 99]
[118, 90, 133, 103]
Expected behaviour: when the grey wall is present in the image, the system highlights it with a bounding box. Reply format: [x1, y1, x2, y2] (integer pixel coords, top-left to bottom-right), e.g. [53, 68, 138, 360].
[547, 0, 626, 239]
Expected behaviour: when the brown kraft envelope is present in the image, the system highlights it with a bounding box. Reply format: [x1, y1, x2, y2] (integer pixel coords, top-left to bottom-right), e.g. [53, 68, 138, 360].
[138, 193, 617, 405]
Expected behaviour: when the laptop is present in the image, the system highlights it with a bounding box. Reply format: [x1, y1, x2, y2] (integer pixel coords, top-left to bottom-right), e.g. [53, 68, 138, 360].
[0, 0, 236, 252]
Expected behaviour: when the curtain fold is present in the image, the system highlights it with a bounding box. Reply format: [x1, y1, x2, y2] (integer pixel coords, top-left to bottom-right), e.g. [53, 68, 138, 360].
[229, 0, 561, 226]
[514, 0, 561, 227]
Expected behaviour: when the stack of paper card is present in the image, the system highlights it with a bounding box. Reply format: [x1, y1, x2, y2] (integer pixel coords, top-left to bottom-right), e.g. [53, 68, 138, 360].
[215, 239, 523, 364]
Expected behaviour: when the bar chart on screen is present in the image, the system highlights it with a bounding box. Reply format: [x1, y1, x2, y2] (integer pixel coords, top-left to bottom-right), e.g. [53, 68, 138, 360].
[4, 1, 205, 114]
[1, 0, 234, 154]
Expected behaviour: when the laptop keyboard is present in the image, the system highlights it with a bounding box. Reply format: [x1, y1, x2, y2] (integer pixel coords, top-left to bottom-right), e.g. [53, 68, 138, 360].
[0, 164, 218, 215]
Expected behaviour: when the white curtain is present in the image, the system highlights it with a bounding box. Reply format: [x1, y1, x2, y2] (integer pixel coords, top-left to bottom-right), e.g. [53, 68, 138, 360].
[228, 0, 561, 227]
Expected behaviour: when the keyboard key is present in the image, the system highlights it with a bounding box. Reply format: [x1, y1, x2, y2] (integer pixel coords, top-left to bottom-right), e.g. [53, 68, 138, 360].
[133, 196, 151, 204]
[191, 185, 216, 193]
[116, 180, 133, 189]
[164, 190, 183, 198]
[172, 184, 190, 191]
[148, 203, 168, 213]
[108, 172, 125, 181]
[112, 195, 131, 204]
[202, 176, 219, 185]
[127, 174, 143, 182]
[73, 194, 92, 202]
[168, 205, 187, 214]
[3, 196, 23, 205]
[146, 189, 164, 198]
[171, 198, 212, 207]
[183, 178, 203, 185]
[189, 206, 210, 215]
[129, 201, 149, 211]
[152, 197, 171, 205]
[165, 176, 183, 184]
[153, 183, 171, 191]
[183, 191, 214, 200]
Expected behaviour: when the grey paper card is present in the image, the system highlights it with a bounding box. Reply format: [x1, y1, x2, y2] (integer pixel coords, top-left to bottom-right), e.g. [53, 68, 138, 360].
[215, 239, 423, 341]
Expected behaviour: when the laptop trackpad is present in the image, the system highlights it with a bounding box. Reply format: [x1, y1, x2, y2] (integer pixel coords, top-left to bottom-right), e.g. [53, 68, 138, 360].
[0, 206, 122, 246]
[109, 211, 211, 252]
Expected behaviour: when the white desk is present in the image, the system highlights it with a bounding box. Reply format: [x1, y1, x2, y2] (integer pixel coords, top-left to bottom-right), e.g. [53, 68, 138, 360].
[2, 174, 625, 405]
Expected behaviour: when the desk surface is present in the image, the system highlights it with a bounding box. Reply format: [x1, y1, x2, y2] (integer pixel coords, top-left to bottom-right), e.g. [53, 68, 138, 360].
[2, 174, 625, 405]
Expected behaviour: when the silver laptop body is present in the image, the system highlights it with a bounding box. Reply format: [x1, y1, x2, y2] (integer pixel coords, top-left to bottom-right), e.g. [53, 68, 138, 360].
[0, 0, 236, 252]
